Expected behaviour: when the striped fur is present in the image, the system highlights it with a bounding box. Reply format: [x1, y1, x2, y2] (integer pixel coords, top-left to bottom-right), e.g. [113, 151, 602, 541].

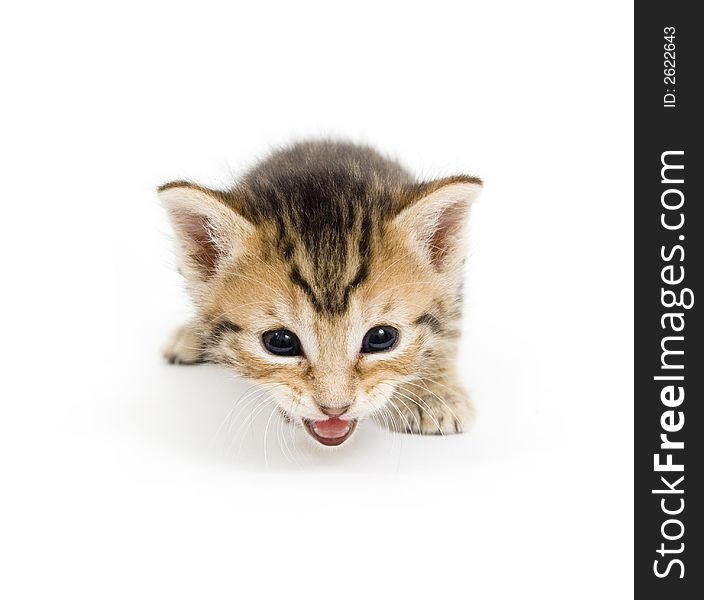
[160, 141, 482, 441]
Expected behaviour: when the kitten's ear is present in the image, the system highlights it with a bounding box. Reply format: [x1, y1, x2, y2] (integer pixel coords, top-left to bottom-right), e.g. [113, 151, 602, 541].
[158, 182, 254, 282]
[394, 177, 482, 270]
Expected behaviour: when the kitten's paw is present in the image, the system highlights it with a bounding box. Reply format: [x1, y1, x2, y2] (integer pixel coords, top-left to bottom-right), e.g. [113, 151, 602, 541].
[388, 383, 474, 435]
[162, 324, 205, 365]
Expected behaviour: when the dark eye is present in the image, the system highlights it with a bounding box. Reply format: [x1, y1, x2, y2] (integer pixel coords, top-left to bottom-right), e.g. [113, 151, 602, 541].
[262, 329, 303, 356]
[361, 326, 399, 353]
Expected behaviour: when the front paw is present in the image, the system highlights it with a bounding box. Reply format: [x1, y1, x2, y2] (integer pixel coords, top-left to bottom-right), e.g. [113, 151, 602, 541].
[387, 383, 474, 435]
[162, 324, 206, 365]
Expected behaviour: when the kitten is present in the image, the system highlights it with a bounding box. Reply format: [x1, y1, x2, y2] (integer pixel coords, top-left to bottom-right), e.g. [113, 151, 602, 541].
[159, 141, 482, 446]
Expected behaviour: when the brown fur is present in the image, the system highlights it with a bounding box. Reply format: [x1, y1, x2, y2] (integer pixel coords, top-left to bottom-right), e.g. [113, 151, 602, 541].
[160, 141, 482, 440]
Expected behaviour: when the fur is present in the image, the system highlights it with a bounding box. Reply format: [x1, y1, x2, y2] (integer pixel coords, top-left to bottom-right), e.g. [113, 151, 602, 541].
[159, 141, 482, 442]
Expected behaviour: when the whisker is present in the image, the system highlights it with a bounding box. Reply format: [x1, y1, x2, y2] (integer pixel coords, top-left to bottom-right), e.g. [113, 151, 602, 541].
[399, 380, 462, 428]
[226, 383, 282, 435]
[263, 404, 279, 468]
[385, 393, 414, 434]
[278, 409, 300, 466]
[232, 396, 276, 457]
[389, 387, 443, 435]
[377, 382, 422, 432]
[230, 386, 285, 455]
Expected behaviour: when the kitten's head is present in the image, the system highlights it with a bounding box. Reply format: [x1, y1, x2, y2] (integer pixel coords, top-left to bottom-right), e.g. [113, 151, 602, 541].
[160, 143, 481, 446]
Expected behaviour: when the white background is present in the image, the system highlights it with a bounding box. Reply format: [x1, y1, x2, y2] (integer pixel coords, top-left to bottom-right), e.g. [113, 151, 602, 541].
[1, 2, 633, 598]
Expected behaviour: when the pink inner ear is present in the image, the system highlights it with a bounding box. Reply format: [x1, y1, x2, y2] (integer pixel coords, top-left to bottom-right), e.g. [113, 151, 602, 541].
[175, 211, 220, 276]
[429, 200, 467, 266]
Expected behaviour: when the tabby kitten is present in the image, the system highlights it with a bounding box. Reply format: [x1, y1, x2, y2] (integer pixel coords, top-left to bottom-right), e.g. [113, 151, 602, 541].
[160, 141, 482, 446]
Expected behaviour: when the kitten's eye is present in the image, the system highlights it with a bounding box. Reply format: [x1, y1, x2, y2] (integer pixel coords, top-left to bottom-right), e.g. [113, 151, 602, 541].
[361, 326, 399, 353]
[262, 329, 303, 356]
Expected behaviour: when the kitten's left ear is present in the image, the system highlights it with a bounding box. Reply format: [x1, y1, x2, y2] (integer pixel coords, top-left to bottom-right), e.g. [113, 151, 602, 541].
[394, 176, 482, 270]
[158, 181, 254, 283]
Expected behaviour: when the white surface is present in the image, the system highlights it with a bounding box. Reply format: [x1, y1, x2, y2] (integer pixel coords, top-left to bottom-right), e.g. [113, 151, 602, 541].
[1, 1, 633, 598]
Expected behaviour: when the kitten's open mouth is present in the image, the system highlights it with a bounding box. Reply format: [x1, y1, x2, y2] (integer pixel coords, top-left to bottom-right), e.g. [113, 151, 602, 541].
[303, 417, 357, 446]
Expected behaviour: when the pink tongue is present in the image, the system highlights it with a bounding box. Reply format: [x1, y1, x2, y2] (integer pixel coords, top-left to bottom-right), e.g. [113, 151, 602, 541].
[311, 418, 351, 439]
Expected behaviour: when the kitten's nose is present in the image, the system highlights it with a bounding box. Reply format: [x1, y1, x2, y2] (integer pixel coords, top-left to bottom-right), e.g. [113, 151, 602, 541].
[319, 404, 351, 417]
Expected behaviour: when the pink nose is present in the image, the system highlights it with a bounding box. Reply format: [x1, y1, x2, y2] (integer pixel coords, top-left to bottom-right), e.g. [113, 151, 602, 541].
[319, 405, 350, 417]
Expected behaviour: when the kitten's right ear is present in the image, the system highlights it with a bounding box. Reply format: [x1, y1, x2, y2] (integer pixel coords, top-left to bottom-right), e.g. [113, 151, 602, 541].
[158, 182, 254, 282]
[394, 177, 482, 271]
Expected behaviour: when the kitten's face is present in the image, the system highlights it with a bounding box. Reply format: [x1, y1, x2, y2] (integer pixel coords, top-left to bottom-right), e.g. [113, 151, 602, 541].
[199, 222, 446, 446]
[159, 143, 480, 446]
